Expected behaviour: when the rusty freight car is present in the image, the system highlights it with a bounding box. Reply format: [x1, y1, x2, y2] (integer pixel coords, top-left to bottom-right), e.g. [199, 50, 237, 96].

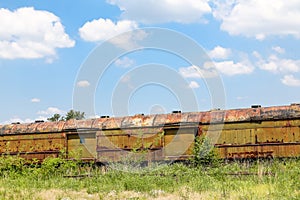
[0, 103, 300, 163]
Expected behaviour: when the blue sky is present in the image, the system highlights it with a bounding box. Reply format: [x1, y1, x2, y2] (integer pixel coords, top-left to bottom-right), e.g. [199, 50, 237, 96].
[1, 0, 300, 124]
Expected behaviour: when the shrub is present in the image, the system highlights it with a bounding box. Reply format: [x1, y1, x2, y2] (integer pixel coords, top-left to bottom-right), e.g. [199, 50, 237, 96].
[190, 136, 219, 167]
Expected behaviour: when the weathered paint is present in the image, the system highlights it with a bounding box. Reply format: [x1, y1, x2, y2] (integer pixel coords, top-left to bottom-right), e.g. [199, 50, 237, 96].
[0, 103, 300, 162]
[0, 132, 65, 161]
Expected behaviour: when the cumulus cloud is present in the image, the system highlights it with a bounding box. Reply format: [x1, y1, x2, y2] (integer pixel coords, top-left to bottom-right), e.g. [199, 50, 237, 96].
[258, 55, 300, 74]
[107, 0, 211, 24]
[281, 75, 300, 87]
[0, 7, 75, 60]
[272, 46, 285, 54]
[114, 56, 135, 68]
[179, 65, 218, 79]
[79, 18, 138, 42]
[37, 107, 64, 116]
[31, 98, 40, 103]
[110, 29, 147, 50]
[0, 117, 33, 125]
[188, 81, 200, 89]
[1, 107, 64, 124]
[211, 60, 254, 76]
[212, 0, 300, 39]
[208, 46, 231, 59]
[79, 18, 147, 50]
[77, 80, 90, 88]
[179, 59, 253, 78]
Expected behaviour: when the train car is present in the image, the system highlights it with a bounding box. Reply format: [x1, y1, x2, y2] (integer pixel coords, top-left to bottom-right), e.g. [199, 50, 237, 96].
[0, 121, 66, 160]
[0, 103, 300, 163]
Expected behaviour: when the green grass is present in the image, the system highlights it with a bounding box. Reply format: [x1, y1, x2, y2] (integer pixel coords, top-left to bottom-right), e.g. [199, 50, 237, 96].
[0, 156, 299, 199]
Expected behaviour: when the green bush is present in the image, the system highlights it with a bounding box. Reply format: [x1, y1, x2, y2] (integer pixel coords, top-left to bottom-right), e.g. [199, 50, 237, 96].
[190, 136, 219, 167]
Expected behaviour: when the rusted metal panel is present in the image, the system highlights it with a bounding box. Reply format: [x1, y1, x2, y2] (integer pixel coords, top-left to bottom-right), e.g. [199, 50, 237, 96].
[186, 112, 202, 124]
[100, 117, 123, 129]
[0, 132, 66, 161]
[63, 119, 76, 130]
[26, 123, 41, 133]
[97, 128, 163, 149]
[35, 121, 65, 133]
[2, 104, 300, 135]
[201, 110, 225, 124]
[96, 127, 164, 162]
[67, 133, 96, 159]
[224, 108, 261, 122]
[74, 119, 95, 129]
[89, 118, 108, 129]
[121, 114, 157, 127]
[217, 142, 300, 159]
[164, 128, 196, 158]
[152, 114, 169, 126]
[1, 124, 14, 135]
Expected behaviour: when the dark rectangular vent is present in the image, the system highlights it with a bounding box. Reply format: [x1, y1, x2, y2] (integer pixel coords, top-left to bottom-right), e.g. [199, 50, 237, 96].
[100, 116, 110, 118]
[172, 110, 181, 113]
[35, 120, 44, 123]
[251, 105, 261, 108]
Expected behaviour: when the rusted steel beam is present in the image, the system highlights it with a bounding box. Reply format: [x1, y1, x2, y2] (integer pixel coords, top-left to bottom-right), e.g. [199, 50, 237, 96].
[215, 142, 300, 148]
[2, 150, 61, 155]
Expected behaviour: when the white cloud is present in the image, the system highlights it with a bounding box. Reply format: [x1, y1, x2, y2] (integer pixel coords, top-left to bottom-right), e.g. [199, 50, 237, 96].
[31, 98, 40, 103]
[77, 80, 90, 88]
[1, 107, 63, 124]
[212, 0, 300, 39]
[79, 18, 138, 42]
[149, 105, 166, 114]
[0, 7, 75, 60]
[1, 117, 33, 125]
[272, 46, 285, 54]
[109, 29, 147, 50]
[259, 55, 300, 74]
[188, 81, 200, 89]
[114, 56, 135, 68]
[120, 74, 131, 83]
[208, 46, 231, 59]
[37, 107, 64, 116]
[281, 75, 300, 87]
[212, 60, 254, 76]
[107, 0, 211, 24]
[180, 62, 253, 78]
[236, 96, 248, 100]
[179, 65, 218, 79]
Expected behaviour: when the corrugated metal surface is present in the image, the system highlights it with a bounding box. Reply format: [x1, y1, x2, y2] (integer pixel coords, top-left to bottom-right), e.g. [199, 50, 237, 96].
[1, 104, 300, 134]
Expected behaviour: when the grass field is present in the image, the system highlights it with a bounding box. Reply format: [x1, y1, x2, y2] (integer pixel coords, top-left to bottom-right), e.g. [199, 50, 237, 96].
[0, 155, 299, 200]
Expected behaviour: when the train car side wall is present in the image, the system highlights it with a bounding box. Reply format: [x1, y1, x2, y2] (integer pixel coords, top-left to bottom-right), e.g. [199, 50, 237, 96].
[205, 119, 300, 159]
[0, 132, 66, 161]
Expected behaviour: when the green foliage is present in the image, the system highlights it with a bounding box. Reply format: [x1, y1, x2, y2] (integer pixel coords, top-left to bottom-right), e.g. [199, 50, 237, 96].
[191, 135, 219, 167]
[47, 109, 85, 122]
[47, 113, 62, 122]
[0, 156, 26, 176]
[65, 110, 85, 120]
[0, 155, 299, 199]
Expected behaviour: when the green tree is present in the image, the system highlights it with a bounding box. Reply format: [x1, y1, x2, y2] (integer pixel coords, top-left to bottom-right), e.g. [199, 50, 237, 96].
[47, 114, 62, 122]
[65, 110, 85, 120]
[47, 110, 85, 122]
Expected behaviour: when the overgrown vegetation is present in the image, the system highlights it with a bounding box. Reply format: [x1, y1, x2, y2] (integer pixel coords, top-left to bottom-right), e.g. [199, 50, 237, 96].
[190, 135, 220, 167]
[47, 110, 85, 122]
[0, 154, 299, 199]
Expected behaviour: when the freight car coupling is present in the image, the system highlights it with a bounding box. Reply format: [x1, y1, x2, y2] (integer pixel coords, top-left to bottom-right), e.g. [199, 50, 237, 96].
[0, 103, 300, 163]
